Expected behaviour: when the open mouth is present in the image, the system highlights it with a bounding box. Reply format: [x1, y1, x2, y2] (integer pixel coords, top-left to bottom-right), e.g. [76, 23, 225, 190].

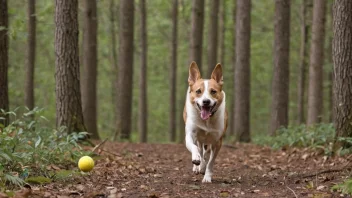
[197, 103, 216, 120]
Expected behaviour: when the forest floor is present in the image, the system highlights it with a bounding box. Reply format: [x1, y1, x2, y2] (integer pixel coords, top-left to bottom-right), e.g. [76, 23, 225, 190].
[27, 142, 351, 198]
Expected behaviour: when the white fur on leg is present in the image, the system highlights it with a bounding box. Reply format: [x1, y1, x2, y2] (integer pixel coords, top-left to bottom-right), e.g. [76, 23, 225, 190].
[186, 133, 201, 164]
[202, 173, 212, 183]
[193, 164, 200, 174]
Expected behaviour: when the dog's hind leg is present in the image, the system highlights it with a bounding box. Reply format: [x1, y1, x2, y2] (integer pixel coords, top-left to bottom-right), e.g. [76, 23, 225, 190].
[202, 141, 222, 183]
[199, 144, 209, 175]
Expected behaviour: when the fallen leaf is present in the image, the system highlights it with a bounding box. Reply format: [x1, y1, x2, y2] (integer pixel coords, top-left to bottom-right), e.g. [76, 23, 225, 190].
[302, 154, 309, 160]
[317, 185, 325, 190]
[220, 191, 229, 197]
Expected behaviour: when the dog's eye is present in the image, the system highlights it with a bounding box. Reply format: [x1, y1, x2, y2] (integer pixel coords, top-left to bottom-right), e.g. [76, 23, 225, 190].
[196, 89, 201, 94]
[211, 90, 217, 95]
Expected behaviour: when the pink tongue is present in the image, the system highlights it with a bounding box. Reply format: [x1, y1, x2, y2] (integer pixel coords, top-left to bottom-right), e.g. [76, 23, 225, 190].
[200, 107, 211, 120]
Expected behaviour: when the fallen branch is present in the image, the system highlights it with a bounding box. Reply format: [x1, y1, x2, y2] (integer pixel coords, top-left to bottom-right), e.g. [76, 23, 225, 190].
[92, 138, 108, 153]
[301, 168, 346, 179]
[286, 186, 298, 198]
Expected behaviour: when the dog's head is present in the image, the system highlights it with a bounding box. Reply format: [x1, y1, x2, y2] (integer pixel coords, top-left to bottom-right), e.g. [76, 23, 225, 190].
[188, 61, 224, 120]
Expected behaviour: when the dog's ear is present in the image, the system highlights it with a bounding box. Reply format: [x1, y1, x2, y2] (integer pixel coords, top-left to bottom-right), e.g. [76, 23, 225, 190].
[211, 63, 223, 86]
[188, 61, 201, 86]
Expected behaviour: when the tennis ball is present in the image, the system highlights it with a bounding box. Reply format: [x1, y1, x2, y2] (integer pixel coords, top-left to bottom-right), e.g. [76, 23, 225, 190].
[78, 156, 94, 172]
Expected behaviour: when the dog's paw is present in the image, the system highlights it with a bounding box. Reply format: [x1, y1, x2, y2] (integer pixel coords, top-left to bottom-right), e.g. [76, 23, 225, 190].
[193, 165, 200, 174]
[202, 174, 212, 183]
[192, 159, 201, 165]
[192, 153, 201, 165]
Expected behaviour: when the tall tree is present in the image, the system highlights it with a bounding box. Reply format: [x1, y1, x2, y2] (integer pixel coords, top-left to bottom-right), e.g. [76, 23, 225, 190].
[0, 0, 8, 127]
[307, 0, 326, 125]
[25, 0, 36, 111]
[207, 0, 220, 77]
[169, 0, 178, 142]
[234, 0, 251, 142]
[218, 0, 226, 65]
[270, 0, 290, 135]
[115, 0, 134, 140]
[81, 0, 99, 139]
[55, 0, 86, 133]
[189, 0, 204, 72]
[230, 0, 236, 135]
[297, 0, 309, 124]
[333, 0, 352, 140]
[110, 0, 118, 120]
[139, 0, 148, 143]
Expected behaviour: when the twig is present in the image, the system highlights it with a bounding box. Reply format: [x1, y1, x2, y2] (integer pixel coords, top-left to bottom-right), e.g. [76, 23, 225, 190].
[301, 168, 345, 179]
[286, 186, 298, 198]
[100, 149, 120, 157]
[92, 138, 108, 152]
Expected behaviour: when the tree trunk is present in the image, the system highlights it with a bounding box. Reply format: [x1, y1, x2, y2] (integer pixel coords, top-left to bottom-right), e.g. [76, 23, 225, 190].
[307, 0, 326, 125]
[81, 0, 99, 139]
[115, 0, 134, 140]
[207, 0, 220, 77]
[333, 0, 352, 140]
[55, 0, 86, 133]
[25, 0, 36, 111]
[230, 0, 236, 135]
[0, 0, 8, 127]
[297, 0, 308, 124]
[139, 0, 148, 143]
[234, 0, 251, 142]
[270, 0, 290, 135]
[110, 0, 118, 128]
[218, 0, 226, 65]
[169, 0, 178, 142]
[189, 0, 204, 72]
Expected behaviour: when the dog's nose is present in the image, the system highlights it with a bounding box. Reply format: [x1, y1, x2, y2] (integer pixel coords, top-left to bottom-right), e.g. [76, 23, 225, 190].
[203, 99, 211, 106]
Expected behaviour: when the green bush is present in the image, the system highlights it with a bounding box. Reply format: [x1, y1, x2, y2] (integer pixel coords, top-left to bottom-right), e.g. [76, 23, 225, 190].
[253, 123, 352, 156]
[0, 107, 91, 188]
[332, 179, 352, 195]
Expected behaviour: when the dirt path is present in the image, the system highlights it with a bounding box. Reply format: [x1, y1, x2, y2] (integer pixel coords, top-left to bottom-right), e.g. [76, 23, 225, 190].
[30, 142, 350, 197]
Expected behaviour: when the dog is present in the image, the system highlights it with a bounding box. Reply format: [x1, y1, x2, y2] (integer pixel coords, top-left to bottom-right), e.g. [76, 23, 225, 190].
[183, 61, 228, 183]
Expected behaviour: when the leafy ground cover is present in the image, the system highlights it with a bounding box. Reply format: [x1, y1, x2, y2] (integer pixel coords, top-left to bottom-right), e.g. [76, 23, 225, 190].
[7, 142, 349, 198]
[1, 110, 351, 197]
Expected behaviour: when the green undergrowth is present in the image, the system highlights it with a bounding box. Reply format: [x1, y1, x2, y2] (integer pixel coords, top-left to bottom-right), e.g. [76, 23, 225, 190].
[253, 123, 352, 156]
[0, 107, 92, 190]
[332, 179, 352, 195]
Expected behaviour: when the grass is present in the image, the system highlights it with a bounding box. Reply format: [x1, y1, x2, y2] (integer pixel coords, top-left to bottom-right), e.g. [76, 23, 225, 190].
[0, 107, 92, 190]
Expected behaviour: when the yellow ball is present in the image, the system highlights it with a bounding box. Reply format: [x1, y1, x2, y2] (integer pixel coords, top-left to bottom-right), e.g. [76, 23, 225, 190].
[78, 156, 94, 172]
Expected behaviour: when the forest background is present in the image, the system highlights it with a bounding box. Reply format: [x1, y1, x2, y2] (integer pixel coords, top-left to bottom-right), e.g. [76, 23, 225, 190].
[6, 0, 333, 143]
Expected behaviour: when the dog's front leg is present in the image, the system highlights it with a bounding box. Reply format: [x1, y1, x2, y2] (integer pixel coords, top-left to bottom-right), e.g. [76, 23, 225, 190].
[185, 129, 201, 166]
[202, 141, 221, 183]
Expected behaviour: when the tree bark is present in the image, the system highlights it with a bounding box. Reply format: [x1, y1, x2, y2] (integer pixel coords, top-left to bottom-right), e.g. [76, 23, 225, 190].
[333, 0, 352, 140]
[110, 0, 118, 126]
[169, 0, 178, 142]
[307, 0, 326, 125]
[207, 0, 220, 77]
[81, 0, 99, 139]
[139, 0, 148, 143]
[234, 0, 251, 142]
[189, 0, 204, 73]
[55, 0, 86, 133]
[219, 0, 226, 65]
[115, 0, 134, 140]
[297, 0, 308, 124]
[270, 0, 290, 135]
[230, 0, 236, 136]
[0, 0, 8, 127]
[25, 0, 36, 111]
